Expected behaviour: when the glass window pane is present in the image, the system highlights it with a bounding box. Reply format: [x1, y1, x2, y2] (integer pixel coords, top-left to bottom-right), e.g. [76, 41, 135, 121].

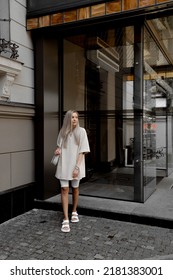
[64, 37, 86, 112]
[147, 16, 173, 179]
[143, 27, 157, 199]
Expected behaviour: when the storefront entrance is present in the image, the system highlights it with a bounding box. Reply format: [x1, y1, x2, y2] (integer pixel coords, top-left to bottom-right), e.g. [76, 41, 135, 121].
[34, 15, 173, 202]
[62, 19, 173, 202]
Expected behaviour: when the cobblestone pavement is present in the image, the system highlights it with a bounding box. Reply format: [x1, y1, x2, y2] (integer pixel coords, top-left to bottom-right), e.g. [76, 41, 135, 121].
[0, 209, 173, 260]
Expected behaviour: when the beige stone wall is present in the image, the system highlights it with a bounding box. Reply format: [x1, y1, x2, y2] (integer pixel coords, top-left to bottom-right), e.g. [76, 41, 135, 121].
[0, 105, 35, 192]
[0, 1, 35, 193]
[10, 0, 34, 104]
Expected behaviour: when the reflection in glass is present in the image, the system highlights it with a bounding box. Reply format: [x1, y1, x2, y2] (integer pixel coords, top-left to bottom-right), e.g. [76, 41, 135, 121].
[63, 27, 135, 201]
[148, 16, 173, 180]
[143, 27, 157, 199]
[143, 20, 173, 198]
[62, 15, 173, 202]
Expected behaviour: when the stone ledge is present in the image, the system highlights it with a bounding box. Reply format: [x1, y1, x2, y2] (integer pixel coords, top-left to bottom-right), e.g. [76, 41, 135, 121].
[0, 103, 35, 118]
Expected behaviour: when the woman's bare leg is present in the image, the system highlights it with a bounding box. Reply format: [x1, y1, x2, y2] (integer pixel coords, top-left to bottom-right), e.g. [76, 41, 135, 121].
[72, 187, 79, 213]
[61, 187, 69, 220]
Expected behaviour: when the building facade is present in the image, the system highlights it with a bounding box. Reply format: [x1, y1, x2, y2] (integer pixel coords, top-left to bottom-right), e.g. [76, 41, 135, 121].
[27, 0, 173, 203]
[0, 0, 35, 223]
[1, 0, 173, 222]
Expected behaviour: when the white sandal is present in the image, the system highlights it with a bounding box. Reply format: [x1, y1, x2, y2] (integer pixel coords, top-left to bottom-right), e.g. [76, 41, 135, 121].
[71, 212, 79, 223]
[61, 220, 70, 232]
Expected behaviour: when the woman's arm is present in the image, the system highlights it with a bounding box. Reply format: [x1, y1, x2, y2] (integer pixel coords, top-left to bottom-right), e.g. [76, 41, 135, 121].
[72, 153, 84, 178]
[55, 134, 62, 155]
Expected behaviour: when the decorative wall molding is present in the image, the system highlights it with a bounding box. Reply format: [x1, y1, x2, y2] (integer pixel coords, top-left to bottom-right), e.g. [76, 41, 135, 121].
[0, 56, 23, 101]
[0, 38, 19, 60]
[0, 103, 35, 119]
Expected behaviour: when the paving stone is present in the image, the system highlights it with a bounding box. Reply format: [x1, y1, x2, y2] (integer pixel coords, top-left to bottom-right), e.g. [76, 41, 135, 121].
[0, 209, 173, 260]
[94, 254, 104, 259]
[0, 255, 8, 260]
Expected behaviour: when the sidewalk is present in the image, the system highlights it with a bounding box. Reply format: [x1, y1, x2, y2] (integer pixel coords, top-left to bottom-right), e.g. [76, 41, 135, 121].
[43, 172, 173, 228]
[0, 208, 173, 260]
[0, 173, 173, 260]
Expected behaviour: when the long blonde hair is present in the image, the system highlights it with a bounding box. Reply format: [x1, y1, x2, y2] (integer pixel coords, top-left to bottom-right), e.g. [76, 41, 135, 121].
[59, 110, 80, 147]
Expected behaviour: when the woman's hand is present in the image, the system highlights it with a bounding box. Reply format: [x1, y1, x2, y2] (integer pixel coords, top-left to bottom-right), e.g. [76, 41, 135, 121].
[72, 166, 79, 178]
[54, 147, 61, 156]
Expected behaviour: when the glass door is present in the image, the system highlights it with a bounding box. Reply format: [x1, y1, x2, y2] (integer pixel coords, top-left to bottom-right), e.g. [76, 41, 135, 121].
[145, 17, 173, 183]
[143, 20, 173, 198]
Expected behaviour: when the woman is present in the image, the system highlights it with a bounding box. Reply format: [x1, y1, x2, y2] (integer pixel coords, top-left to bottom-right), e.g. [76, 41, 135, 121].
[54, 110, 90, 232]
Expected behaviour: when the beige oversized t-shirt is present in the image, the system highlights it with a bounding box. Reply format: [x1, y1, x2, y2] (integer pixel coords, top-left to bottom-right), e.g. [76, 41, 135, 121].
[55, 127, 90, 180]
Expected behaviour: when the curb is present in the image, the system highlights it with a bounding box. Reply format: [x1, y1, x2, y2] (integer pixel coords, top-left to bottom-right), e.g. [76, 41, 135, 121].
[34, 199, 173, 229]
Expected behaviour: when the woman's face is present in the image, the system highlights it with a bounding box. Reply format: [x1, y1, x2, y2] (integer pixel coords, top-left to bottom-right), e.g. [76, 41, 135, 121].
[71, 112, 79, 128]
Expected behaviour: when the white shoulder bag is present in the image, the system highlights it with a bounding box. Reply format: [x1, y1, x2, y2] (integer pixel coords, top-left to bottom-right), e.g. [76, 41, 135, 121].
[51, 154, 60, 166]
[51, 140, 62, 166]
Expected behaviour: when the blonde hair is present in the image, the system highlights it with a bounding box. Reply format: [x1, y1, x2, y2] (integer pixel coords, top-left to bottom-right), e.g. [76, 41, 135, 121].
[59, 110, 80, 147]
